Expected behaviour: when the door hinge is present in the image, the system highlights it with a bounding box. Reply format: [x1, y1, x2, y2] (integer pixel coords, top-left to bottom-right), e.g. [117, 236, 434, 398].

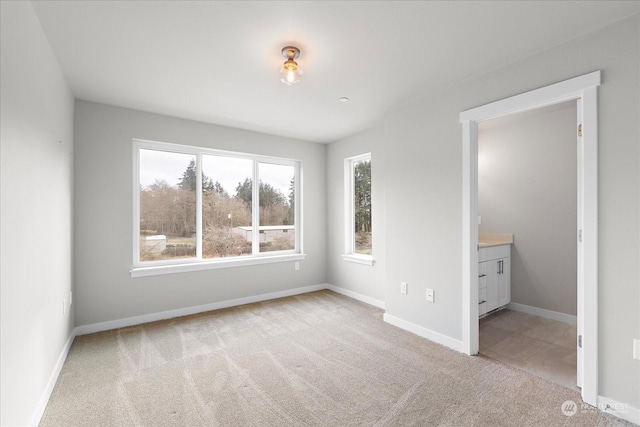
[578, 124, 583, 137]
[578, 229, 582, 243]
[578, 335, 582, 348]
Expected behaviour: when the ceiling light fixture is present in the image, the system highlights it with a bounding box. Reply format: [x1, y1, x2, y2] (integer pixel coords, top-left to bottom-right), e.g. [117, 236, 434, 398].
[338, 97, 349, 103]
[280, 46, 302, 86]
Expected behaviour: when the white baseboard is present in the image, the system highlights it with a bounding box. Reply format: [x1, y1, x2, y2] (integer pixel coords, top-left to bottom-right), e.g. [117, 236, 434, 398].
[597, 395, 640, 425]
[325, 284, 385, 309]
[75, 284, 326, 335]
[29, 330, 76, 427]
[383, 313, 463, 353]
[507, 302, 577, 326]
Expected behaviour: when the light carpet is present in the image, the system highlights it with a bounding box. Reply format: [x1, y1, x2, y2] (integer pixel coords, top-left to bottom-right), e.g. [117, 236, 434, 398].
[40, 290, 631, 426]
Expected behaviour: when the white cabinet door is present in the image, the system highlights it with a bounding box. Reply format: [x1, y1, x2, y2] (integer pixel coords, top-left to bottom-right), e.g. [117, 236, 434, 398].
[478, 244, 511, 316]
[485, 259, 499, 312]
[497, 256, 511, 308]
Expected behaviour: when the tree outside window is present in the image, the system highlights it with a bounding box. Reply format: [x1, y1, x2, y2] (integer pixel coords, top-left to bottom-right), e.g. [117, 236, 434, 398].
[344, 153, 372, 261]
[353, 159, 371, 255]
[136, 142, 300, 265]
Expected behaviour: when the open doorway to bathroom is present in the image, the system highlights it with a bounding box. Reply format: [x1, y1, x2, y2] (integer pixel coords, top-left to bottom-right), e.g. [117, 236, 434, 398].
[460, 71, 601, 405]
[476, 101, 578, 390]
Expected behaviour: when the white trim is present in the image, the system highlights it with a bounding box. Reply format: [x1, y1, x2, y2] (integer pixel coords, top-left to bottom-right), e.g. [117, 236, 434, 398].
[132, 138, 302, 272]
[75, 284, 325, 335]
[72, 284, 388, 335]
[325, 284, 385, 309]
[196, 154, 203, 259]
[133, 138, 299, 165]
[597, 395, 640, 425]
[576, 97, 584, 389]
[461, 119, 479, 356]
[76, 284, 387, 335]
[252, 159, 260, 255]
[459, 71, 600, 406]
[341, 254, 374, 266]
[344, 153, 372, 257]
[459, 71, 601, 122]
[295, 161, 303, 255]
[580, 85, 599, 405]
[130, 253, 306, 277]
[132, 144, 143, 265]
[31, 284, 384, 425]
[383, 313, 464, 353]
[29, 331, 76, 427]
[507, 302, 577, 326]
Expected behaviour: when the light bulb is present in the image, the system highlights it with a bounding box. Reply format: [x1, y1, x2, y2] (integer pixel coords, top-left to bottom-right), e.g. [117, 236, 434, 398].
[286, 69, 296, 84]
[280, 65, 301, 85]
[280, 46, 302, 86]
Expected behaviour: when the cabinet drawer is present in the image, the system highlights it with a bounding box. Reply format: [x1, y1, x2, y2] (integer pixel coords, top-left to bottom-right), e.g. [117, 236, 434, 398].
[479, 244, 510, 262]
[479, 302, 487, 316]
[478, 261, 487, 288]
[478, 274, 487, 289]
[479, 287, 487, 304]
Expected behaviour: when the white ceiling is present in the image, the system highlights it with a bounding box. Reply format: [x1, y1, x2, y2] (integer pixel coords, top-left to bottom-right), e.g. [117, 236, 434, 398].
[31, 1, 638, 143]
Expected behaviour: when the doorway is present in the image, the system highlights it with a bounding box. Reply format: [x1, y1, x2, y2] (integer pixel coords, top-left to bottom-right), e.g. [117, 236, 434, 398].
[459, 71, 601, 405]
[476, 101, 578, 390]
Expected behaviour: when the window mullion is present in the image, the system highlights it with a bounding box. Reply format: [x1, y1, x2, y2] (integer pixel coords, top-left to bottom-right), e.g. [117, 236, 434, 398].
[133, 145, 141, 265]
[196, 153, 203, 260]
[252, 160, 260, 255]
[295, 163, 301, 252]
[351, 160, 356, 254]
[134, 138, 301, 270]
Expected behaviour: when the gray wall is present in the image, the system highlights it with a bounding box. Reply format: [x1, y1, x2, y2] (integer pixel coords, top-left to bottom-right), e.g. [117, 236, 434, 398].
[2, 5, 637, 422]
[378, 15, 639, 407]
[73, 101, 327, 327]
[0, 2, 75, 425]
[327, 125, 386, 304]
[478, 102, 578, 316]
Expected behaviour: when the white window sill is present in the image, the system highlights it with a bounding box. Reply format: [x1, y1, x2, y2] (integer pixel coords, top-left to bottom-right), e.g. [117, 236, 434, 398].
[131, 253, 306, 278]
[341, 254, 374, 266]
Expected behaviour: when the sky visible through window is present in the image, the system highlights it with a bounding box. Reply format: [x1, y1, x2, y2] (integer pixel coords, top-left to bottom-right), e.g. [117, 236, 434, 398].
[139, 149, 291, 196]
[138, 146, 297, 262]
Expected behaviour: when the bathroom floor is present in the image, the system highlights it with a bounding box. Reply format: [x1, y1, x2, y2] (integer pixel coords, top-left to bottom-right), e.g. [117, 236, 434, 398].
[479, 309, 578, 391]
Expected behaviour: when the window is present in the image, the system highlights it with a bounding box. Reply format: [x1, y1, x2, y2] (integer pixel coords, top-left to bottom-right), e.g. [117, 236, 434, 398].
[132, 139, 303, 277]
[343, 153, 373, 265]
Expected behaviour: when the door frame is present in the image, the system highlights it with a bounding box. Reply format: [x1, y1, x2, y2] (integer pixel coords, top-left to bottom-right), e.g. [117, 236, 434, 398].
[459, 71, 600, 405]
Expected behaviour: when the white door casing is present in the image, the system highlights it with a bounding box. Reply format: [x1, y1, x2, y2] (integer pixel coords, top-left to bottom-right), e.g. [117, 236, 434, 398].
[459, 71, 600, 405]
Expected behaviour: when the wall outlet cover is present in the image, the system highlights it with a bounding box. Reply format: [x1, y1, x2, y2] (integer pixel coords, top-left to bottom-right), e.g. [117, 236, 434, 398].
[426, 288, 434, 302]
[400, 282, 407, 295]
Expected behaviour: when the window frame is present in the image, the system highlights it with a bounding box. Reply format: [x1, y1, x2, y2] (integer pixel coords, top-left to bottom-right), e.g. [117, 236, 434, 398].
[131, 139, 304, 277]
[342, 153, 373, 266]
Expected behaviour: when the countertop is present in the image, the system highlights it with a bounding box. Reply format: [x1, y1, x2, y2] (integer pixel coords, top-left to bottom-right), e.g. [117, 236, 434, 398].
[478, 232, 513, 248]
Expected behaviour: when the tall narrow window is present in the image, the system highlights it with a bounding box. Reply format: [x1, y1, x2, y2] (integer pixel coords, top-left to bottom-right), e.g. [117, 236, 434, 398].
[133, 139, 303, 277]
[343, 153, 373, 265]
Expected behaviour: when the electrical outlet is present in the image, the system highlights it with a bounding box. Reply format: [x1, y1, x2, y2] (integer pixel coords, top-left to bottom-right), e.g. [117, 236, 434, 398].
[426, 288, 434, 303]
[400, 282, 407, 295]
[633, 339, 640, 360]
[294, 262, 300, 271]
